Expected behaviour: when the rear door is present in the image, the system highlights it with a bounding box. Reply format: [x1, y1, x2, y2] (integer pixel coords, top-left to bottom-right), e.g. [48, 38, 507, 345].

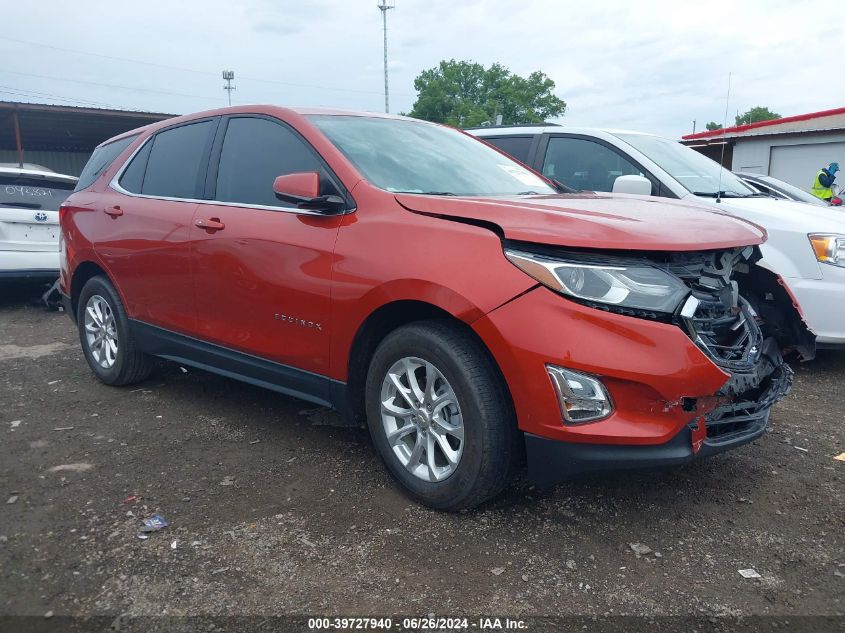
[98, 118, 218, 334]
[0, 174, 74, 262]
[190, 115, 346, 376]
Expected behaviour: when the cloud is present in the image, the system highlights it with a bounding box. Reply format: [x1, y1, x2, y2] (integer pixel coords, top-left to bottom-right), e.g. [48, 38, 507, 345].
[0, 0, 839, 138]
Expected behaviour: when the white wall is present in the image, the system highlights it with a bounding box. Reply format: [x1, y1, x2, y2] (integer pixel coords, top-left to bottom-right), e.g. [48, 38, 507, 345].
[731, 132, 845, 190]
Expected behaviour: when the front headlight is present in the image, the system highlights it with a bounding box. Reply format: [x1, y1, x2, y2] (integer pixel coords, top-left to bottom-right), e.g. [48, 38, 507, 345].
[809, 234, 845, 267]
[504, 248, 689, 313]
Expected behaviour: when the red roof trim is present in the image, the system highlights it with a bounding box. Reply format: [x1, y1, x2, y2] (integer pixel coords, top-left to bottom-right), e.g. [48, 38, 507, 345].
[682, 105, 845, 140]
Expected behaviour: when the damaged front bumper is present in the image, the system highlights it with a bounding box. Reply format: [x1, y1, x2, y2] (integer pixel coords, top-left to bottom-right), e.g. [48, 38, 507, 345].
[473, 246, 795, 489]
[526, 361, 792, 487]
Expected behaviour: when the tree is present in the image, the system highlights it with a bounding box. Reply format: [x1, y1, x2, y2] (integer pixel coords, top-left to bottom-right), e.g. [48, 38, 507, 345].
[735, 106, 781, 126]
[408, 60, 566, 128]
[705, 121, 723, 131]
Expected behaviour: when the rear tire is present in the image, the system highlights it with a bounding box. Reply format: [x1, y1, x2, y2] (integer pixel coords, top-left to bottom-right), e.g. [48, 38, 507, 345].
[77, 276, 152, 386]
[365, 321, 517, 511]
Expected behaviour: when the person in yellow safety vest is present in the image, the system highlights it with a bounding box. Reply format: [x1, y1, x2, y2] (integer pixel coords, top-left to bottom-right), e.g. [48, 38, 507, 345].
[811, 162, 839, 201]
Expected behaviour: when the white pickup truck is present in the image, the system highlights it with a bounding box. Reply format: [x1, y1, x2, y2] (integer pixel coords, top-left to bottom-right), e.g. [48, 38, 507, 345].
[469, 126, 845, 354]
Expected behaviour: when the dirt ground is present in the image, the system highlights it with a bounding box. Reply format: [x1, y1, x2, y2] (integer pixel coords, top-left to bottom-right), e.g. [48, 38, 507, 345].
[1, 281, 843, 631]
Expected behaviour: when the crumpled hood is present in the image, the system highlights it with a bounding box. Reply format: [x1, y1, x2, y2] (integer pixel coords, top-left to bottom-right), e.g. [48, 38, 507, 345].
[395, 192, 766, 251]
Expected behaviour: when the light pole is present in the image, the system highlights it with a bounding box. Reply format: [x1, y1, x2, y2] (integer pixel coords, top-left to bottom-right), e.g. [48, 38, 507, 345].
[222, 70, 236, 106]
[377, 1, 394, 113]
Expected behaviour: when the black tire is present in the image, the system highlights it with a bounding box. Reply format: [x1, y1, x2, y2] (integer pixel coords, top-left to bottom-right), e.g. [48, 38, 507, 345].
[365, 321, 517, 511]
[76, 275, 153, 386]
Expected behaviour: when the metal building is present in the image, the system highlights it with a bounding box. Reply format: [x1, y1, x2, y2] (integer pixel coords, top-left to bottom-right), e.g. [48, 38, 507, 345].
[681, 106, 845, 189]
[0, 101, 173, 177]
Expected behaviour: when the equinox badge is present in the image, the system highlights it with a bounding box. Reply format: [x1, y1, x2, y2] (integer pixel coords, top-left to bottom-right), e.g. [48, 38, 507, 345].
[274, 313, 322, 331]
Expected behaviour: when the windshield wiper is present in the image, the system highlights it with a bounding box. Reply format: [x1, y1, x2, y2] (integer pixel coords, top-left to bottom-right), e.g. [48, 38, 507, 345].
[740, 192, 776, 198]
[0, 201, 42, 209]
[553, 179, 579, 193]
[392, 190, 456, 196]
[692, 191, 744, 198]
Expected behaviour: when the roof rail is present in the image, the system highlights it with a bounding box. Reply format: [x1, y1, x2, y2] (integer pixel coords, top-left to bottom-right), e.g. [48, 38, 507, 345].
[463, 122, 560, 130]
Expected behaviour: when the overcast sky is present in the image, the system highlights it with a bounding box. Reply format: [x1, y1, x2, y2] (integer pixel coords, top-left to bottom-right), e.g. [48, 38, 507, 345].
[2, 0, 842, 138]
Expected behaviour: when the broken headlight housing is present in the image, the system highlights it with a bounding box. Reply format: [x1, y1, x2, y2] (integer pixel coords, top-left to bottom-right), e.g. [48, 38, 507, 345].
[505, 248, 689, 314]
[809, 234, 845, 267]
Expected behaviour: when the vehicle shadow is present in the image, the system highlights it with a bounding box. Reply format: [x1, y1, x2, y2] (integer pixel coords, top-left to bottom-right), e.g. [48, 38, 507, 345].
[0, 280, 56, 310]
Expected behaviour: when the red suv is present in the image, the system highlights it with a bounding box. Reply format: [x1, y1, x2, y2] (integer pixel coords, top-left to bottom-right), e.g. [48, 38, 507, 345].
[60, 106, 792, 510]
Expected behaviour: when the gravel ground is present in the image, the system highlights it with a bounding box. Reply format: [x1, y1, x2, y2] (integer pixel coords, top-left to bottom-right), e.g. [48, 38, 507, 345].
[1, 281, 843, 632]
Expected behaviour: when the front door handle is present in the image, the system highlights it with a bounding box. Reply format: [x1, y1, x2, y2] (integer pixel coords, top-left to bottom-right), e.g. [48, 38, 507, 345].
[195, 218, 225, 231]
[104, 206, 123, 217]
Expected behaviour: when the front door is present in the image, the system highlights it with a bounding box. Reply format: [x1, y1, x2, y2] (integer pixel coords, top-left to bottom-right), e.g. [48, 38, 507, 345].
[190, 115, 346, 377]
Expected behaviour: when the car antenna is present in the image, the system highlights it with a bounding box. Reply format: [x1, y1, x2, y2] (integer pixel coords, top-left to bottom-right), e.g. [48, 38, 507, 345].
[716, 72, 731, 204]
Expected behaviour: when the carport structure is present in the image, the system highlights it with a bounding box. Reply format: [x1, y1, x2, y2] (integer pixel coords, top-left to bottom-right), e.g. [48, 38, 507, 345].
[0, 101, 173, 176]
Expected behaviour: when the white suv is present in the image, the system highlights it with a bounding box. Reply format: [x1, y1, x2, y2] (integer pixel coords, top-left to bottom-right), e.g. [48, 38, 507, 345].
[0, 164, 77, 280]
[469, 126, 845, 354]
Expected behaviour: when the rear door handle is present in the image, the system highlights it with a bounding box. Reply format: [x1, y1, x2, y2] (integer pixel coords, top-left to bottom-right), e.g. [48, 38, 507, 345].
[104, 206, 123, 217]
[195, 217, 225, 231]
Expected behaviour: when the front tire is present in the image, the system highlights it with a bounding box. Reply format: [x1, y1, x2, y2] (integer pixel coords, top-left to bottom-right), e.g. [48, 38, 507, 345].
[365, 321, 517, 510]
[77, 276, 152, 386]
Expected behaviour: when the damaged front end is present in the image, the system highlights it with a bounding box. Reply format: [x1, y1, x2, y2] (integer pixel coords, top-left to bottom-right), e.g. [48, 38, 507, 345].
[660, 247, 793, 452]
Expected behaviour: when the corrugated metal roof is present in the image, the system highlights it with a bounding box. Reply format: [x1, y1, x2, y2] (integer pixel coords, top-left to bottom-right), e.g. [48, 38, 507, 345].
[0, 101, 175, 153]
[682, 106, 845, 141]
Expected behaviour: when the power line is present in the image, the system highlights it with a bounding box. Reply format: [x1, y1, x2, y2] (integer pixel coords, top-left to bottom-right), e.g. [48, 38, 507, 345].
[0, 85, 131, 111]
[0, 68, 225, 103]
[0, 34, 414, 99]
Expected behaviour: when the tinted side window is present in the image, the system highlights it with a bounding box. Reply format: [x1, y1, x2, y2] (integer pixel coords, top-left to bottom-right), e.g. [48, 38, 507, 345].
[485, 136, 533, 164]
[215, 117, 337, 208]
[142, 120, 214, 199]
[543, 137, 644, 193]
[118, 139, 152, 194]
[75, 135, 137, 191]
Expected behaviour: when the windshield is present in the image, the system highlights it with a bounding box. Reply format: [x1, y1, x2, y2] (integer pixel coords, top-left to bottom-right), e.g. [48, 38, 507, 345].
[758, 175, 825, 205]
[308, 115, 554, 196]
[0, 176, 75, 211]
[614, 133, 755, 197]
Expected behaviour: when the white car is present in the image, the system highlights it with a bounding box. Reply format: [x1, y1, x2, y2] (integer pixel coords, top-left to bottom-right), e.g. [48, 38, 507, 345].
[736, 171, 840, 208]
[469, 126, 845, 353]
[0, 164, 77, 280]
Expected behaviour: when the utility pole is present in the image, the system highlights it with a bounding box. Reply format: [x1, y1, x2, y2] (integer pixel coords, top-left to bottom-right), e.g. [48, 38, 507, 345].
[222, 70, 236, 106]
[377, 1, 394, 113]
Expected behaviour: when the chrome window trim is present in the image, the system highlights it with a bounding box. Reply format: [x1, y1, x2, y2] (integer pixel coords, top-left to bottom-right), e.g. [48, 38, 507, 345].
[108, 136, 349, 217]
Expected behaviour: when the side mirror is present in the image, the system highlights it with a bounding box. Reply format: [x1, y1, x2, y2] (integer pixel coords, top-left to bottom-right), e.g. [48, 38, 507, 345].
[273, 172, 345, 213]
[612, 174, 652, 196]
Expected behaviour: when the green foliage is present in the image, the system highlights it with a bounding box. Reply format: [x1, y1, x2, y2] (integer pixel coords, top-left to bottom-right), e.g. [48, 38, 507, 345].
[705, 121, 723, 131]
[408, 59, 566, 128]
[735, 106, 781, 126]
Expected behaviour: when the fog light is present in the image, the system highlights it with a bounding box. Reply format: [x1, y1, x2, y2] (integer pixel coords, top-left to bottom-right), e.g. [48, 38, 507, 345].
[546, 365, 613, 424]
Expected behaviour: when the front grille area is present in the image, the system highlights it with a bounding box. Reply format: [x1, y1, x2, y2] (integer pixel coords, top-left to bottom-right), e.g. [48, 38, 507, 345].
[659, 247, 764, 375]
[658, 247, 793, 441]
[700, 358, 793, 443]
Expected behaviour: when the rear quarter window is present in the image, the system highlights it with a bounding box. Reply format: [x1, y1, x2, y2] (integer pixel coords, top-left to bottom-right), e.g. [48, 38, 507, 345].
[75, 135, 138, 192]
[484, 136, 534, 164]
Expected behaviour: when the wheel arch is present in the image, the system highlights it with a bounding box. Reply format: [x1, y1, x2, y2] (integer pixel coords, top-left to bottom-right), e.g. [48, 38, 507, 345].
[70, 260, 112, 318]
[736, 264, 816, 360]
[342, 299, 516, 429]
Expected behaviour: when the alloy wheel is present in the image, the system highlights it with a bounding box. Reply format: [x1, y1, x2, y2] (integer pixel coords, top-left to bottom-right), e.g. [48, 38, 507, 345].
[83, 294, 118, 369]
[379, 356, 464, 482]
